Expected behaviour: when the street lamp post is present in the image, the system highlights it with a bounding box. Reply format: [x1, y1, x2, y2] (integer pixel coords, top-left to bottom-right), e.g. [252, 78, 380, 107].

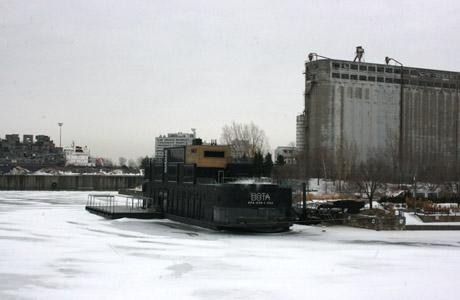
[58, 122, 63, 148]
[385, 57, 404, 182]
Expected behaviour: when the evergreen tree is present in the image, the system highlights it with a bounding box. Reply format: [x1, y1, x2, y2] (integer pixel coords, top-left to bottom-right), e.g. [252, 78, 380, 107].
[252, 151, 264, 177]
[263, 152, 274, 177]
[276, 154, 285, 165]
[140, 156, 150, 170]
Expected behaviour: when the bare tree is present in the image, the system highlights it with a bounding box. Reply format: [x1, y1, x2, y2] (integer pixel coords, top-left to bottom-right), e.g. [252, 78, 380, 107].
[102, 158, 114, 167]
[294, 150, 307, 179]
[384, 130, 400, 181]
[118, 157, 127, 167]
[128, 158, 138, 169]
[308, 146, 334, 179]
[336, 140, 359, 191]
[350, 150, 390, 209]
[287, 141, 296, 148]
[411, 162, 451, 199]
[220, 121, 269, 158]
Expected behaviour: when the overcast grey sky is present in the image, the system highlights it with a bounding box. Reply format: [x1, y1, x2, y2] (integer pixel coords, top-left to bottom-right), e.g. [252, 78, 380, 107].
[1, 0, 460, 160]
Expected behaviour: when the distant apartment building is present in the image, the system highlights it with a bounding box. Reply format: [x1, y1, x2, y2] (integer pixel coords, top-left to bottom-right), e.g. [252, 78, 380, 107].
[296, 112, 306, 151]
[155, 130, 196, 159]
[0, 134, 64, 167]
[275, 146, 296, 165]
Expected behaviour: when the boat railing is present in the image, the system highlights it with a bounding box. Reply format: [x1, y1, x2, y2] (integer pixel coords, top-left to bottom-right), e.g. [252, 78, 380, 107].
[86, 194, 151, 214]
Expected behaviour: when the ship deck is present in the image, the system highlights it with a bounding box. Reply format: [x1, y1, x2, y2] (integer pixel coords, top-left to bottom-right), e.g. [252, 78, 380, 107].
[85, 205, 164, 219]
[85, 193, 164, 219]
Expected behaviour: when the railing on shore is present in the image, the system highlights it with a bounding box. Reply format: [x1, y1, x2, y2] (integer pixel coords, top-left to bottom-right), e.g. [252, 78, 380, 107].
[415, 211, 460, 217]
[414, 211, 460, 223]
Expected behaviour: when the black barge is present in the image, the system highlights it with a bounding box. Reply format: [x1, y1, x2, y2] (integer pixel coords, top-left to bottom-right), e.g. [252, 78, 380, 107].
[86, 141, 294, 232]
[142, 142, 294, 232]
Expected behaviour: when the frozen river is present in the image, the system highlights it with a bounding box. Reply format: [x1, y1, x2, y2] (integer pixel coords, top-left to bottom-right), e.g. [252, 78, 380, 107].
[1, 191, 459, 300]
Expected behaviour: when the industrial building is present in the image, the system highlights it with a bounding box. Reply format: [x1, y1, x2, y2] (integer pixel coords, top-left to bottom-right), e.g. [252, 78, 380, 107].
[303, 50, 460, 180]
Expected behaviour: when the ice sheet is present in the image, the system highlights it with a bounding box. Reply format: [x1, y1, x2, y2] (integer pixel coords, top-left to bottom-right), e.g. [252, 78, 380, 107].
[1, 191, 459, 300]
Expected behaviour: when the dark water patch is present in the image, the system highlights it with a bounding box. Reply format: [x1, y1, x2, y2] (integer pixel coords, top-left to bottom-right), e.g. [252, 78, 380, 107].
[343, 239, 460, 248]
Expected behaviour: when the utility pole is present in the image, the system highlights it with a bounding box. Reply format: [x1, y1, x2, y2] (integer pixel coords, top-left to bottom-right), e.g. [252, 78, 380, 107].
[302, 182, 307, 220]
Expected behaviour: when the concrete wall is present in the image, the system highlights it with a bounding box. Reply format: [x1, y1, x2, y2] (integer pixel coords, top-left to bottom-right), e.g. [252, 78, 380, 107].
[334, 77, 400, 160]
[343, 213, 406, 231]
[0, 175, 143, 191]
[403, 88, 459, 172]
[304, 61, 337, 176]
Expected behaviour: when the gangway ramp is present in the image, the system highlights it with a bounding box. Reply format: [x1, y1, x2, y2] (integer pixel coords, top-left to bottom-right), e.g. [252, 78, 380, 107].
[85, 194, 164, 219]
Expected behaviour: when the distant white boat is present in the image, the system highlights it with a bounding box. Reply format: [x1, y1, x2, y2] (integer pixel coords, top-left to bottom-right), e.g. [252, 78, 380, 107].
[64, 143, 96, 167]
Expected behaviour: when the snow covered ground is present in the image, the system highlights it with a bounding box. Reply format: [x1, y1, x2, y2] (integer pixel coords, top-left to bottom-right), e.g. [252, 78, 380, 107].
[404, 212, 460, 226]
[1, 192, 460, 300]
